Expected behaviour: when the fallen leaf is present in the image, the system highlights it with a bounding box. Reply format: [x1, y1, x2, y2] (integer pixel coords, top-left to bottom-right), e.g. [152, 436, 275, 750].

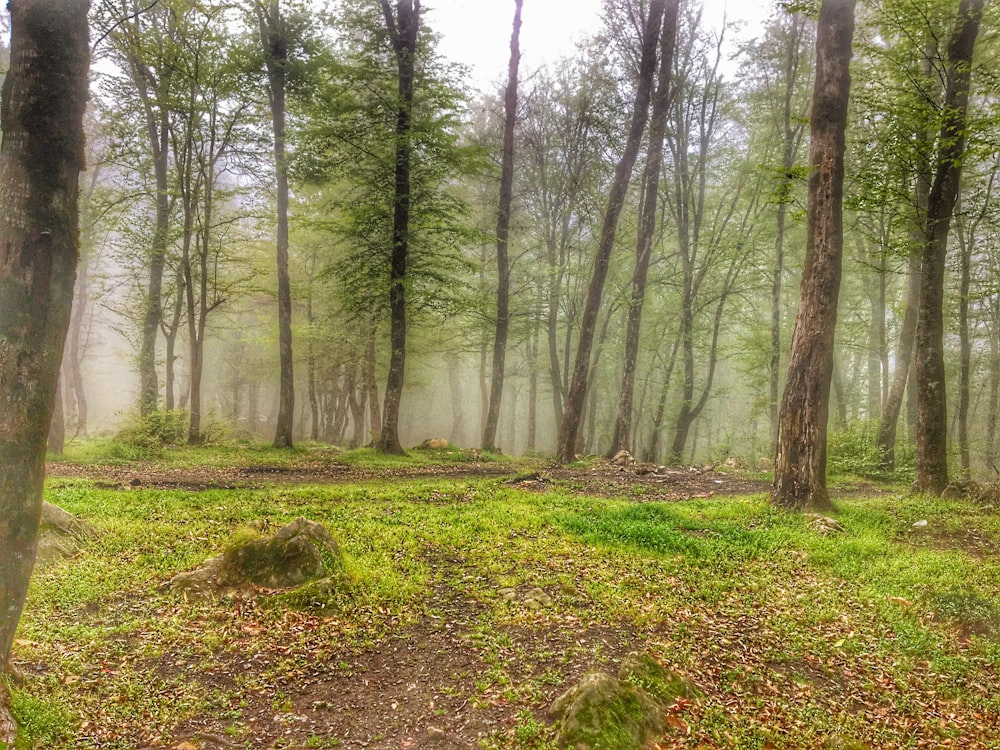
[666, 715, 690, 735]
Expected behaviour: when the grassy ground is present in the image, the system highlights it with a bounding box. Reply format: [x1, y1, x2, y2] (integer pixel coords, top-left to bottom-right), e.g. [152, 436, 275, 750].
[8, 443, 1000, 748]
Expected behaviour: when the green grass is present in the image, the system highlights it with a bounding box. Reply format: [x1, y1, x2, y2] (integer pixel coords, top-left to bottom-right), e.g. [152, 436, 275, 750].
[12, 443, 1000, 748]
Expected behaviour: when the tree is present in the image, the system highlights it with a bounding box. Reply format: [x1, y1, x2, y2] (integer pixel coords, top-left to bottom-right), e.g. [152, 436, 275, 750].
[100, 0, 178, 416]
[771, 0, 856, 511]
[482, 0, 523, 452]
[913, 0, 984, 494]
[256, 0, 295, 448]
[609, 0, 680, 456]
[0, 0, 89, 740]
[375, 0, 420, 455]
[555, 0, 665, 463]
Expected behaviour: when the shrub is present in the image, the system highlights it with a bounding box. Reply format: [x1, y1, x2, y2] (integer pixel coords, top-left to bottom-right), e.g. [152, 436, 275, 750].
[112, 409, 188, 456]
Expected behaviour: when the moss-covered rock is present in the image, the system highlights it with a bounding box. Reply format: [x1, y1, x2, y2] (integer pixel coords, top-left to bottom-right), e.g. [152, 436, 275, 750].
[169, 518, 344, 597]
[549, 672, 664, 750]
[549, 653, 698, 749]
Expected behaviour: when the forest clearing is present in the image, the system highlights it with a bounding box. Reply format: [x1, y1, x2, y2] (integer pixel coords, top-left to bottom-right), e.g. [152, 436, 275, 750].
[6, 442, 1000, 749]
[3, 0, 1000, 747]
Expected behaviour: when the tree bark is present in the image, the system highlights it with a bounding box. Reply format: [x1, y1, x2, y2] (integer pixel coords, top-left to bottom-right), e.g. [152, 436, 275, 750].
[482, 0, 522, 452]
[258, 0, 295, 448]
[610, 0, 679, 456]
[771, 0, 855, 512]
[914, 0, 983, 494]
[0, 2, 88, 741]
[555, 0, 664, 463]
[376, 0, 419, 455]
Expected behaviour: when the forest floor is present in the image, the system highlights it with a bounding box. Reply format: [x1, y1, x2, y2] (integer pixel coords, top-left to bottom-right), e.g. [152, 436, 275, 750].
[9, 443, 1000, 749]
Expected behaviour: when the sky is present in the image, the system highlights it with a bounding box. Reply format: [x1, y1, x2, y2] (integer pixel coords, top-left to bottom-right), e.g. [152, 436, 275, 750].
[426, 0, 779, 94]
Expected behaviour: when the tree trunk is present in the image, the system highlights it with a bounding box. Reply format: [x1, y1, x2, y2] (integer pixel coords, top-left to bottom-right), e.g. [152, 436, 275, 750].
[258, 0, 295, 448]
[482, 0, 522, 451]
[48, 377, 65, 455]
[956, 210, 973, 478]
[66, 247, 89, 436]
[376, 0, 420, 455]
[771, 0, 855, 512]
[769, 14, 810, 453]
[914, 0, 983, 494]
[364, 319, 380, 443]
[610, 0, 679, 456]
[127, 3, 174, 417]
[0, 2, 88, 741]
[556, 0, 664, 463]
[448, 354, 466, 446]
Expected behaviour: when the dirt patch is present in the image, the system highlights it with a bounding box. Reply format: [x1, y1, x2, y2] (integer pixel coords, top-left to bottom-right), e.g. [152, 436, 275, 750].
[46, 460, 770, 502]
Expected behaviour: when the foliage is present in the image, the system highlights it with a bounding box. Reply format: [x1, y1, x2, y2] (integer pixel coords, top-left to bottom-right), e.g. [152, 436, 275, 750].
[111, 410, 190, 457]
[827, 420, 915, 481]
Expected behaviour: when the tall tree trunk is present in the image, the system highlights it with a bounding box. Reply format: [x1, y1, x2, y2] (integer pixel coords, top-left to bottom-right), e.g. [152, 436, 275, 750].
[66, 247, 89, 436]
[610, 0, 679, 456]
[126, 3, 174, 417]
[877, 46, 936, 470]
[364, 319, 380, 443]
[956, 210, 973, 478]
[988, 318, 1000, 472]
[771, 0, 856, 512]
[307, 294, 319, 441]
[556, 0, 664, 463]
[914, 0, 983, 494]
[769, 13, 811, 453]
[376, 0, 419, 455]
[0, 2, 88, 741]
[448, 354, 466, 446]
[258, 0, 295, 448]
[482, 0, 522, 451]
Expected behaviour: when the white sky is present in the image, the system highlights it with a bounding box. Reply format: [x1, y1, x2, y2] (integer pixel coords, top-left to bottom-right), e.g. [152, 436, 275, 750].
[426, 0, 779, 94]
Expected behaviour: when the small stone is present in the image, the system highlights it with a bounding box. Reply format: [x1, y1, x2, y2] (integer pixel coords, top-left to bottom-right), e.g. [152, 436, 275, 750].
[913, 519, 929, 528]
[522, 587, 552, 607]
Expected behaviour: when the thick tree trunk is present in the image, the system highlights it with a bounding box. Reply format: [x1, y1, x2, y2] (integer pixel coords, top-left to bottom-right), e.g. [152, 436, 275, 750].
[0, 2, 88, 741]
[610, 0, 679, 456]
[258, 0, 295, 448]
[482, 0, 522, 451]
[914, 0, 983, 494]
[556, 0, 664, 463]
[377, 0, 419, 455]
[771, 0, 855, 512]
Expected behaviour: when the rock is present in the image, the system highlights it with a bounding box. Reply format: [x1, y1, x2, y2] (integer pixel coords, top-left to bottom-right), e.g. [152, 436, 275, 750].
[757, 457, 774, 471]
[550, 653, 697, 749]
[611, 450, 636, 467]
[35, 502, 97, 566]
[41, 501, 96, 537]
[550, 672, 664, 750]
[418, 438, 449, 450]
[169, 518, 344, 596]
[804, 513, 844, 536]
[912, 519, 929, 528]
[523, 587, 553, 609]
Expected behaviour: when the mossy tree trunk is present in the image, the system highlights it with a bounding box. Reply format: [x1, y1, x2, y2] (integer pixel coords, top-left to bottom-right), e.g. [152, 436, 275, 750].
[0, 0, 89, 741]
